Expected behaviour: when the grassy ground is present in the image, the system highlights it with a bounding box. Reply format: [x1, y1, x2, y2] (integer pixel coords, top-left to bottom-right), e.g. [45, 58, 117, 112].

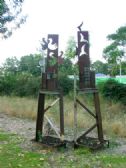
[0, 130, 126, 168]
[0, 96, 126, 167]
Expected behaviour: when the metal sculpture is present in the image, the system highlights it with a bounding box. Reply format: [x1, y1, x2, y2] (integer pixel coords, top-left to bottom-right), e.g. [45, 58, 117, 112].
[74, 23, 108, 149]
[35, 34, 65, 147]
[41, 34, 58, 90]
[77, 23, 95, 89]
[35, 26, 108, 149]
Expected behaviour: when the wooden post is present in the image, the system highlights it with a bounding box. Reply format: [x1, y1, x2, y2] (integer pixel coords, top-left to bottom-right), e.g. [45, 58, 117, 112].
[93, 92, 104, 143]
[59, 92, 64, 141]
[36, 93, 45, 141]
[74, 73, 77, 142]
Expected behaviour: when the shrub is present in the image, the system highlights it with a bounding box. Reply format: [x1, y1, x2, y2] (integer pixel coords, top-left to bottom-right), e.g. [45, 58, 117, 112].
[58, 75, 73, 95]
[0, 73, 41, 97]
[13, 73, 41, 97]
[0, 74, 17, 96]
[97, 79, 126, 105]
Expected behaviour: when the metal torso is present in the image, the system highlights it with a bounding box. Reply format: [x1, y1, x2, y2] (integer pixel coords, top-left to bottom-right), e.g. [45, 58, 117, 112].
[77, 31, 95, 89]
[42, 34, 59, 91]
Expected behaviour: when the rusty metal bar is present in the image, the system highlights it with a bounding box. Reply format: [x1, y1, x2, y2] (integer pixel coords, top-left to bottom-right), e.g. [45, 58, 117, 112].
[36, 93, 45, 141]
[44, 98, 59, 113]
[77, 123, 97, 141]
[76, 98, 96, 118]
[93, 92, 104, 143]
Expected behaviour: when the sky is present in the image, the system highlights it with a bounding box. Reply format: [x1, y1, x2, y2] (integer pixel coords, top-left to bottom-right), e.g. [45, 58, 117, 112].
[0, 0, 126, 65]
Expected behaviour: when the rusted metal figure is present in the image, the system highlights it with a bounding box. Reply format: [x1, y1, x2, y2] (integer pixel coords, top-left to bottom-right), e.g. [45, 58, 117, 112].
[35, 27, 108, 149]
[77, 28, 95, 89]
[74, 23, 108, 149]
[36, 34, 64, 146]
[41, 34, 58, 90]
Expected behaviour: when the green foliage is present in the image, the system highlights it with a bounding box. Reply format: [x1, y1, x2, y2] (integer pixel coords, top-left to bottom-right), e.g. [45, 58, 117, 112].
[58, 75, 73, 95]
[0, 74, 17, 95]
[65, 36, 76, 59]
[3, 56, 19, 74]
[13, 73, 41, 97]
[0, 54, 42, 97]
[121, 61, 126, 74]
[0, 0, 26, 38]
[103, 25, 126, 76]
[58, 58, 74, 75]
[103, 43, 122, 63]
[0, 0, 7, 16]
[19, 54, 41, 76]
[0, 55, 41, 97]
[0, 54, 75, 97]
[107, 26, 126, 46]
[0, 73, 41, 97]
[91, 60, 108, 74]
[58, 58, 74, 95]
[97, 79, 126, 105]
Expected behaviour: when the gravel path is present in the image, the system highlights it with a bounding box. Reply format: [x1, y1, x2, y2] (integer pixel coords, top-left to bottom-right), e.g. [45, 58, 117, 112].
[0, 112, 126, 154]
[0, 112, 39, 151]
[0, 113, 35, 140]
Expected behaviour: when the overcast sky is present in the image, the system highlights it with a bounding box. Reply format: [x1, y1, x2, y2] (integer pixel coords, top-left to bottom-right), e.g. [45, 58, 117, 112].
[0, 0, 126, 65]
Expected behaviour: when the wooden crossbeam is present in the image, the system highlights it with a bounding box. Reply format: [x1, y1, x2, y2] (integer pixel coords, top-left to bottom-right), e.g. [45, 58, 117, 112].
[44, 98, 60, 112]
[43, 98, 61, 139]
[76, 98, 96, 118]
[44, 115, 60, 138]
[76, 123, 97, 141]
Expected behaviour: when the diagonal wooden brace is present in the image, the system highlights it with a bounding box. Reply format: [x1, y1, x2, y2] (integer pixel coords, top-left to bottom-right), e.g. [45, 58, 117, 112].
[76, 98, 96, 118]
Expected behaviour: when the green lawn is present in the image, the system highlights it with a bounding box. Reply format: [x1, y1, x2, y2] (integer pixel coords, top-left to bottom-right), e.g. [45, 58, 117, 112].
[0, 130, 126, 168]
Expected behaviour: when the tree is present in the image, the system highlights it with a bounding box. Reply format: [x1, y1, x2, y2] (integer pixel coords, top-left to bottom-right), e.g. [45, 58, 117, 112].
[1, 54, 42, 76]
[0, 0, 26, 38]
[2, 56, 19, 74]
[91, 60, 108, 75]
[58, 58, 74, 76]
[121, 61, 126, 75]
[19, 54, 41, 76]
[65, 36, 76, 59]
[64, 36, 79, 74]
[0, 54, 41, 97]
[103, 25, 126, 76]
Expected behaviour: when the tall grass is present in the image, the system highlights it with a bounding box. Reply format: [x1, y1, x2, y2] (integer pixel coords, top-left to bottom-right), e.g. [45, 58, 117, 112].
[0, 96, 38, 120]
[0, 95, 126, 137]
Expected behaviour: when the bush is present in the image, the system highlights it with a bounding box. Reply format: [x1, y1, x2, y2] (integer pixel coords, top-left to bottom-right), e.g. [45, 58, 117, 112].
[58, 75, 73, 95]
[0, 72, 73, 97]
[0, 73, 41, 97]
[97, 79, 126, 105]
[13, 73, 41, 97]
[0, 74, 17, 96]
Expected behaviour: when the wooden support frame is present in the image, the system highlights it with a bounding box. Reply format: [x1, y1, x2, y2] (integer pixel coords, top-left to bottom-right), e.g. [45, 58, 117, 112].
[73, 74, 104, 146]
[35, 90, 64, 142]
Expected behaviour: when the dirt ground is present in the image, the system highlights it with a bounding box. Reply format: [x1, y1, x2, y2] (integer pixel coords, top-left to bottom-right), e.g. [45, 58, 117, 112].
[0, 112, 126, 154]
